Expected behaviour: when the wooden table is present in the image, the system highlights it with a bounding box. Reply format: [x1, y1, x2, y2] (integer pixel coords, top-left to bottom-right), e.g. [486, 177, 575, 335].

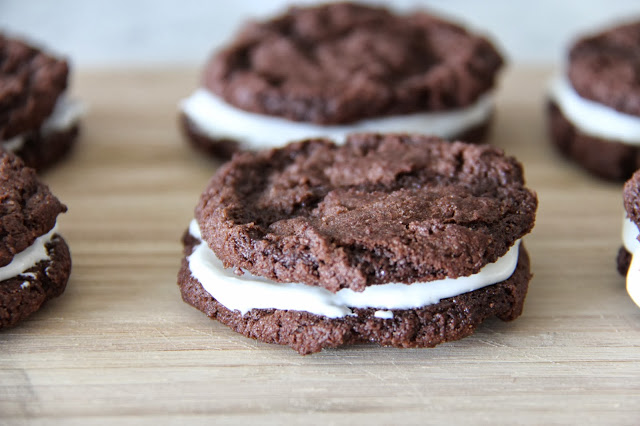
[1, 67, 639, 425]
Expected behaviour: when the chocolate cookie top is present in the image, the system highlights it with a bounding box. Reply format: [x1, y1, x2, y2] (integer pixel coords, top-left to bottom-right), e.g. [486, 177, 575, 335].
[0, 150, 67, 267]
[196, 133, 537, 293]
[568, 20, 640, 117]
[624, 169, 640, 226]
[0, 34, 69, 140]
[204, 2, 503, 125]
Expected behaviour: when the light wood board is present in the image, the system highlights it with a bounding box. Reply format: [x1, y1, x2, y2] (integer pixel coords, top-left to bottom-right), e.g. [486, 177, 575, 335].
[1, 67, 639, 425]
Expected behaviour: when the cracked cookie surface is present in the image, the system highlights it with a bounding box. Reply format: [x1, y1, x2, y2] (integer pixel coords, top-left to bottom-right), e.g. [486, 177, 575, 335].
[205, 2, 503, 124]
[195, 133, 537, 293]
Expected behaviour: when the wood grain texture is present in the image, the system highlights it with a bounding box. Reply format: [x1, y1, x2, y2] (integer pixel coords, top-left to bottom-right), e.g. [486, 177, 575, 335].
[1, 67, 639, 425]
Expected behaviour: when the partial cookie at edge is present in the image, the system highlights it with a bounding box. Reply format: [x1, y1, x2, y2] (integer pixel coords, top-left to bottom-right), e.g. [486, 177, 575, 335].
[0, 150, 67, 267]
[0, 34, 69, 140]
[0, 234, 71, 329]
[547, 101, 640, 181]
[567, 21, 640, 117]
[619, 170, 640, 276]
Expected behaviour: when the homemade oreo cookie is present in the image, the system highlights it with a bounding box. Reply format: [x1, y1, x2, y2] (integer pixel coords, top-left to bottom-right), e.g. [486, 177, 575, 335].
[178, 133, 537, 354]
[618, 169, 640, 307]
[180, 2, 504, 160]
[548, 21, 640, 180]
[0, 34, 83, 171]
[0, 150, 71, 329]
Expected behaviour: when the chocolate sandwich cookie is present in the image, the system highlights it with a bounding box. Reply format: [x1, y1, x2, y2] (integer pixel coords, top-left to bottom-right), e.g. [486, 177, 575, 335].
[0, 34, 84, 171]
[180, 2, 504, 160]
[618, 169, 640, 307]
[0, 150, 71, 329]
[178, 133, 538, 354]
[548, 21, 640, 180]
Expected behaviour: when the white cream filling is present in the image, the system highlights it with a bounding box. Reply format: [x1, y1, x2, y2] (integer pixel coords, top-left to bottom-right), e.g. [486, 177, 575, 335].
[374, 310, 394, 319]
[0, 225, 57, 282]
[2, 135, 25, 152]
[549, 75, 640, 144]
[622, 217, 640, 307]
[623, 217, 640, 254]
[1, 95, 85, 153]
[180, 88, 494, 149]
[186, 219, 521, 319]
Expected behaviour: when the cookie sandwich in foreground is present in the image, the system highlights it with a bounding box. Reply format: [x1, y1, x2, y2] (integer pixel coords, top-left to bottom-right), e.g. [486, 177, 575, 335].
[0, 33, 84, 170]
[178, 133, 538, 354]
[0, 150, 71, 329]
[548, 21, 640, 180]
[180, 2, 504, 160]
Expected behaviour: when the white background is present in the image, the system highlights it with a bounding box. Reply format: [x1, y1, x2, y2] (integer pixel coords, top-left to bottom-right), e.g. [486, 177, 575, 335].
[1, 0, 639, 67]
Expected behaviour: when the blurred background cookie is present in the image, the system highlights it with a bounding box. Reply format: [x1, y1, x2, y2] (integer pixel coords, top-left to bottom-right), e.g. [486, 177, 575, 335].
[179, 3, 504, 159]
[547, 21, 640, 180]
[0, 34, 84, 171]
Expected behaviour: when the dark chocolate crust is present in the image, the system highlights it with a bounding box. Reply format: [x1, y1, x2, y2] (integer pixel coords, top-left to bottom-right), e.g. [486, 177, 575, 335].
[568, 20, 640, 117]
[196, 134, 537, 293]
[180, 111, 493, 161]
[0, 34, 69, 140]
[546, 101, 640, 181]
[9, 124, 79, 171]
[205, 2, 503, 125]
[0, 234, 71, 329]
[179, 113, 241, 161]
[0, 150, 67, 267]
[178, 232, 531, 355]
[617, 246, 631, 276]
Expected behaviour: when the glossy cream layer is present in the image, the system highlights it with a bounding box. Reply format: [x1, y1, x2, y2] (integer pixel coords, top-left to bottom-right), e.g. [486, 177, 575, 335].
[1, 95, 85, 152]
[0, 225, 57, 282]
[186, 219, 521, 318]
[180, 88, 494, 149]
[550, 76, 640, 144]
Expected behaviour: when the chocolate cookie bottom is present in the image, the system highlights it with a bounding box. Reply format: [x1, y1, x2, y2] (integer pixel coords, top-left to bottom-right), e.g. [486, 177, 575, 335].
[180, 113, 492, 161]
[12, 124, 80, 172]
[0, 235, 72, 329]
[617, 247, 632, 276]
[178, 235, 531, 355]
[547, 101, 640, 181]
